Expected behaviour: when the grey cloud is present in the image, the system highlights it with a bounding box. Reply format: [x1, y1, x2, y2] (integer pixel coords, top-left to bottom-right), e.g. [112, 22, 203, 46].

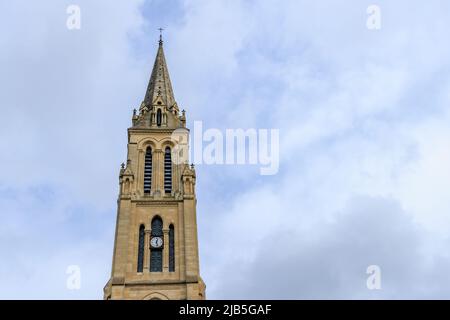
[212, 196, 450, 299]
[2, 0, 450, 299]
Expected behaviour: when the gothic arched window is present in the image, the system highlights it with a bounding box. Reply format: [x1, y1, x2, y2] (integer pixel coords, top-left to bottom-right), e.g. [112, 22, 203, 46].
[169, 224, 175, 272]
[164, 147, 172, 194]
[137, 224, 145, 272]
[150, 217, 163, 272]
[144, 147, 152, 194]
[156, 109, 162, 127]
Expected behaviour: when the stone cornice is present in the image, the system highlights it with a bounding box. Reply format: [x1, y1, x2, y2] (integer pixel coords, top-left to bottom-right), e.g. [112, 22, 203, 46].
[124, 279, 200, 286]
[128, 127, 190, 134]
[134, 200, 181, 206]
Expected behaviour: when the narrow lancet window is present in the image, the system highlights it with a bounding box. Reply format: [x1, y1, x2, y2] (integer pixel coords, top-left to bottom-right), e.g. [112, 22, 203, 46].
[157, 109, 162, 127]
[137, 225, 145, 272]
[169, 224, 175, 272]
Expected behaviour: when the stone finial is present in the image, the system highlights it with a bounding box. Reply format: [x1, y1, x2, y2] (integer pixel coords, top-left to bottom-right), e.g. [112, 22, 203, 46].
[132, 109, 139, 126]
[180, 109, 186, 127]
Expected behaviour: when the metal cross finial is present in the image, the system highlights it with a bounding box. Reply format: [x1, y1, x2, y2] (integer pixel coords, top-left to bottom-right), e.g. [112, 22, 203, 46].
[158, 27, 164, 44]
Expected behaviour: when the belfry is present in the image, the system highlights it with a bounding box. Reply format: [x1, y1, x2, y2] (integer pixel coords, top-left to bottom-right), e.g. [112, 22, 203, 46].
[103, 35, 206, 300]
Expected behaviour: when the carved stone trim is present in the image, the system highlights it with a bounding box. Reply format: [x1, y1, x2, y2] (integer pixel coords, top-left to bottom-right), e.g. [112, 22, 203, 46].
[134, 201, 180, 206]
[111, 277, 125, 285]
[128, 128, 179, 134]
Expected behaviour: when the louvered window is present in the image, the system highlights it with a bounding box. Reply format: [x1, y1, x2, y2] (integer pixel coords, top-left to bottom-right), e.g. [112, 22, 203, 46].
[164, 147, 172, 193]
[144, 147, 152, 194]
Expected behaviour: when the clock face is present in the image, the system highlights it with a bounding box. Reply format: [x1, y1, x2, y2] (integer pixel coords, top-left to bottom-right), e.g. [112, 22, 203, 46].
[150, 236, 163, 248]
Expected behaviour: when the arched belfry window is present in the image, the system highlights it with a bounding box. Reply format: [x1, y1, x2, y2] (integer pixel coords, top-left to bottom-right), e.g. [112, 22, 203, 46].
[150, 217, 163, 272]
[144, 147, 152, 194]
[164, 147, 172, 194]
[169, 224, 175, 272]
[137, 225, 145, 272]
[156, 109, 162, 127]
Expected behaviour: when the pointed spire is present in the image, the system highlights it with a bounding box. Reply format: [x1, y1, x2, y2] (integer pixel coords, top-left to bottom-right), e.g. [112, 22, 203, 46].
[143, 31, 176, 108]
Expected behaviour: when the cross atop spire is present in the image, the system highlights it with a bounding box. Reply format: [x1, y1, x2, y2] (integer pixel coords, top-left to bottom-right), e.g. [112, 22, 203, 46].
[158, 27, 164, 45]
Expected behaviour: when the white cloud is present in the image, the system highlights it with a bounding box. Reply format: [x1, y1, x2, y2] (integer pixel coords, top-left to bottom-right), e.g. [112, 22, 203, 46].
[1, 0, 450, 299]
[212, 196, 450, 299]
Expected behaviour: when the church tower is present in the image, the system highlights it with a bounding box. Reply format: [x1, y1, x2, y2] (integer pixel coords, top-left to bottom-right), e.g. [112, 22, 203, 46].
[103, 36, 206, 300]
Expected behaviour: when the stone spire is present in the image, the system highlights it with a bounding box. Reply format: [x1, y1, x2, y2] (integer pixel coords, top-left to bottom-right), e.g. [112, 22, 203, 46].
[143, 35, 176, 109]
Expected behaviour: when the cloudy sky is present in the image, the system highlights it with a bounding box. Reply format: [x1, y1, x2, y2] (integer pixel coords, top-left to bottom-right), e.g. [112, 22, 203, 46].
[1, 0, 450, 299]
